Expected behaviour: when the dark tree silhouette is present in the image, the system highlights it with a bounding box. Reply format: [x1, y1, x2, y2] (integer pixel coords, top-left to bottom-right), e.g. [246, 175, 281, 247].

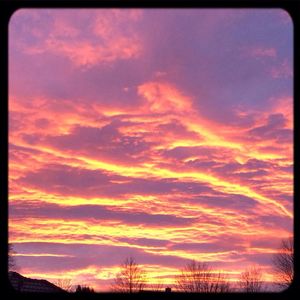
[75, 285, 95, 293]
[112, 256, 146, 293]
[176, 260, 231, 293]
[8, 244, 16, 271]
[272, 237, 293, 289]
[238, 266, 264, 292]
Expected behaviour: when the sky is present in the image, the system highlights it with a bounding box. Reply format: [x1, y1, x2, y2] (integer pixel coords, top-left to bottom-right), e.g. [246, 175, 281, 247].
[9, 9, 293, 291]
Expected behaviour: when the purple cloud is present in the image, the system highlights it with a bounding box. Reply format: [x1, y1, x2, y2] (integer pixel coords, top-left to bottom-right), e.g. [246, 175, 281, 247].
[10, 201, 196, 227]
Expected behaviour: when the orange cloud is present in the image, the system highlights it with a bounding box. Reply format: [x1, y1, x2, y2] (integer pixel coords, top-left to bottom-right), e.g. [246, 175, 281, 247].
[138, 81, 192, 113]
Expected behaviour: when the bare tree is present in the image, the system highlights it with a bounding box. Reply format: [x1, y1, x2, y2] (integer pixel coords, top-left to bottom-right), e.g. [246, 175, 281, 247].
[209, 272, 231, 293]
[272, 237, 294, 289]
[176, 260, 231, 293]
[112, 257, 146, 293]
[53, 279, 73, 292]
[176, 260, 209, 292]
[239, 266, 264, 292]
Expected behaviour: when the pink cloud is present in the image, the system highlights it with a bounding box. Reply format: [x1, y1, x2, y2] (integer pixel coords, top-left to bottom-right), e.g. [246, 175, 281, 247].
[252, 47, 277, 58]
[271, 97, 293, 128]
[93, 9, 143, 37]
[46, 38, 140, 67]
[51, 17, 80, 38]
[24, 36, 141, 68]
[270, 59, 293, 79]
[18, 9, 143, 67]
[243, 46, 277, 59]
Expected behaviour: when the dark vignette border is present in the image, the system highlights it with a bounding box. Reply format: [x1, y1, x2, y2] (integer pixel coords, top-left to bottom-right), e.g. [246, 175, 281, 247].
[0, 0, 298, 299]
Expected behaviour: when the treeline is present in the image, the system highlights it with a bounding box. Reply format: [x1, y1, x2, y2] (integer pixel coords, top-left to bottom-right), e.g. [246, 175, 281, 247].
[9, 237, 293, 293]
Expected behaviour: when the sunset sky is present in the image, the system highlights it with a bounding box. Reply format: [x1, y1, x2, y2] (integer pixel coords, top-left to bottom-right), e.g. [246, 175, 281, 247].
[9, 9, 293, 291]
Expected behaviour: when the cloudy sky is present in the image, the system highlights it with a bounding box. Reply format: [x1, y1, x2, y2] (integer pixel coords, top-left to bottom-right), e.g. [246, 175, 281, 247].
[9, 9, 293, 291]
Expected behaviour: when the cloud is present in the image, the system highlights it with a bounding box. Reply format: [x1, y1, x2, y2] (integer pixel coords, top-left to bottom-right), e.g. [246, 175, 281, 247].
[250, 237, 286, 249]
[118, 237, 169, 248]
[244, 46, 277, 59]
[248, 113, 292, 143]
[17, 162, 215, 199]
[162, 146, 220, 161]
[254, 215, 293, 232]
[169, 242, 245, 253]
[13, 242, 190, 273]
[11, 9, 143, 68]
[156, 119, 201, 140]
[270, 59, 293, 79]
[42, 122, 154, 164]
[138, 81, 192, 113]
[187, 194, 258, 212]
[10, 201, 196, 227]
[18, 164, 114, 195]
[243, 158, 273, 170]
[37, 38, 141, 67]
